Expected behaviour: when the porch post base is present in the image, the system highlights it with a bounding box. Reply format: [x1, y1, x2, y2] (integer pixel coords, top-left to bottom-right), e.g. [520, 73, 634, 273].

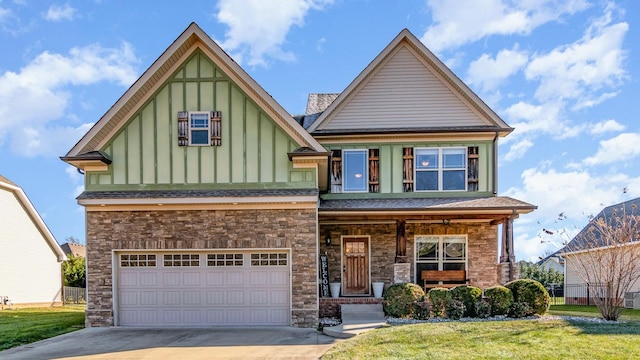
[393, 263, 411, 284]
[497, 262, 518, 284]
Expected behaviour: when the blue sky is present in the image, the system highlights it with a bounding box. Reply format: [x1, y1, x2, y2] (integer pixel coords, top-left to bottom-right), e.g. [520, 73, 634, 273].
[1, 0, 638, 262]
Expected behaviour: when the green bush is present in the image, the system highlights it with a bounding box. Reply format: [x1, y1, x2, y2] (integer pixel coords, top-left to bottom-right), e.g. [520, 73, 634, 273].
[484, 285, 514, 316]
[413, 300, 431, 320]
[427, 288, 451, 317]
[383, 283, 425, 318]
[505, 279, 550, 315]
[449, 285, 482, 317]
[474, 299, 492, 319]
[446, 299, 465, 320]
[508, 301, 531, 318]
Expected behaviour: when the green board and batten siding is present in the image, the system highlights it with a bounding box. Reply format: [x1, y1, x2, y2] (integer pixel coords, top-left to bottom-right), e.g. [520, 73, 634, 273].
[87, 51, 315, 191]
[323, 141, 493, 197]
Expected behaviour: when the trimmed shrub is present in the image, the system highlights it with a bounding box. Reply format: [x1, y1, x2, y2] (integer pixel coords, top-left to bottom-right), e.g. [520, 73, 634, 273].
[413, 300, 431, 320]
[446, 299, 465, 320]
[449, 285, 482, 317]
[474, 299, 492, 319]
[484, 285, 514, 316]
[505, 279, 550, 315]
[508, 301, 531, 318]
[383, 283, 425, 318]
[427, 288, 451, 318]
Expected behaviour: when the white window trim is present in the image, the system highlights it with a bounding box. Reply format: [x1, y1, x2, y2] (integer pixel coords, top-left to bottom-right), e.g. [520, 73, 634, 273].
[342, 149, 369, 193]
[414, 235, 468, 274]
[189, 111, 211, 146]
[414, 147, 467, 192]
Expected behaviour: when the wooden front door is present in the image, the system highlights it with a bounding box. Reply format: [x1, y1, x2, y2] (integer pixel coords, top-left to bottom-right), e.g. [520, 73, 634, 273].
[342, 237, 370, 296]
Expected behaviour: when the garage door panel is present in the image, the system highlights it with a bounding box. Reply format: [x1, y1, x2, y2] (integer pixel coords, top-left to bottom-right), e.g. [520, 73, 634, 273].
[120, 291, 139, 305]
[183, 290, 202, 305]
[226, 271, 244, 286]
[118, 251, 290, 326]
[182, 272, 201, 286]
[270, 290, 288, 304]
[205, 272, 224, 286]
[163, 291, 181, 305]
[206, 290, 225, 304]
[163, 272, 181, 286]
[139, 291, 157, 305]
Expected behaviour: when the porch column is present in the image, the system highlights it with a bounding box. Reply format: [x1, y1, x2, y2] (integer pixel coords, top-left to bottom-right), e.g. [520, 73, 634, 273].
[501, 217, 517, 281]
[395, 220, 407, 262]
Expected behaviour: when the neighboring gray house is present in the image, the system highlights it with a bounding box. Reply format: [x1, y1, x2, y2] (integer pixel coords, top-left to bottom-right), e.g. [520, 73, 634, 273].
[536, 250, 564, 273]
[562, 197, 640, 305]
[60, 242, 86, 258]
[0, 175, 66, 306]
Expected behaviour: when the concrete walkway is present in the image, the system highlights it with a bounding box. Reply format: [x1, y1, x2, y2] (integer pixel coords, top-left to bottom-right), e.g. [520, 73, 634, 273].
[0, 327, 338, 360]
[323, 303, 387, 339]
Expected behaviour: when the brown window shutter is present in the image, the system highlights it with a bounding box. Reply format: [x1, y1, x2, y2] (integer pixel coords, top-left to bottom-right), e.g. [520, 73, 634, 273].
[177, 111, 189, 146]
[402, 147, 413, 192]
[331, 149, 342, 193]
[368, 149, 379, 193]
[467, 146, 479, 191]
[210, 111, 222, 146]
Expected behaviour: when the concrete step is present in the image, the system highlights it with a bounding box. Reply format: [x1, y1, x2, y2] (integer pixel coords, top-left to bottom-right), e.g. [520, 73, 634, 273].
[341, 303, 385, 321]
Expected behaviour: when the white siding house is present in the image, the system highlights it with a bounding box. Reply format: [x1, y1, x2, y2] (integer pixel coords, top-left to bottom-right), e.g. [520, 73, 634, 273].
[0, 175, 66, 306]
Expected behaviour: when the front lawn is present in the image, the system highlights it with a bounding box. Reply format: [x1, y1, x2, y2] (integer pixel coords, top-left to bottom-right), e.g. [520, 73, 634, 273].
[0, 305, 85, 351]
[321, 318, 640, 359]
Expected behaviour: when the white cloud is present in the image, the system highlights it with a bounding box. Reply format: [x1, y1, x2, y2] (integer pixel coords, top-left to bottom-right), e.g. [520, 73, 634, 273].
[43, 4, 77, 22]
[421, 0, 590, 53]
[525, 6, 628, 106]
[582, 133, 640, 166]
[505, 166, 640, 261]
[0, 43, 138, 156]
[216, 0, 333, 66]
[502, 138, 533, 162]
[590, 119, 625, 134]
[467, 46, 528, 92]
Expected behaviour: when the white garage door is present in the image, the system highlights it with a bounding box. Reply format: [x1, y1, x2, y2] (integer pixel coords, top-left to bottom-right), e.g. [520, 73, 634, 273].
[116, 251, 290, 327]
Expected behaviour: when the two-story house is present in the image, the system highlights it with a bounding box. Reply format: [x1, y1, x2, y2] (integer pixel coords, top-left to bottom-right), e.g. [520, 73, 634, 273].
[61, 23, 535, 328]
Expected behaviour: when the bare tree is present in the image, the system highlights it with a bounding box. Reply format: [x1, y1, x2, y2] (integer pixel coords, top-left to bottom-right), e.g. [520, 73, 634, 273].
[563, 201, 640, 320]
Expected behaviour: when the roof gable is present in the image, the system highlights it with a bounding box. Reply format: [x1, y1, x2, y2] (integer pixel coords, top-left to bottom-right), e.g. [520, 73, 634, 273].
[306, 29, 513, 135]
[0, 176, 66, 261]
[65, 22, 324, 157]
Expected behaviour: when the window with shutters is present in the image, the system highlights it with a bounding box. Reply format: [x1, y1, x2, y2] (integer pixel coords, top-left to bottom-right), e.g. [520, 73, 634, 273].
[330, 149, 380, 193]
[404, 147, 477, 192]
[177, 111, 222, 146]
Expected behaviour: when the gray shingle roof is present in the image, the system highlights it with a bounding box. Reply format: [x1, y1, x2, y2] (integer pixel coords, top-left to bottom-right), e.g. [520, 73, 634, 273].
[305, 93, 339, 115]
[319, 196, 536, 211]
[561, 197, 640, 253]
[78, 188, 319, 200]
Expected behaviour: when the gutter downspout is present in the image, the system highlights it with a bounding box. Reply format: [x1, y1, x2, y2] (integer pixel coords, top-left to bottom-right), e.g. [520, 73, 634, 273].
[493, 131, 499, 195]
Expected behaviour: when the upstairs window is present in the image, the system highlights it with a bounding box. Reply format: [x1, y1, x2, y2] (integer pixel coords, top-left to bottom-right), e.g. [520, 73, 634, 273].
[177, 111, 222, 146]
[343, 149, 368, 192]
[414, 148, 466, 191]
[189, 112, 210, 145]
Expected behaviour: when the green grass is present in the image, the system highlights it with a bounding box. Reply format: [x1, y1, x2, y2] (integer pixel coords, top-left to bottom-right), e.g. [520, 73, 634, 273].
[0, 305, 85, 351]
[549, 305, 640, 321]
[322, 305, 640, 359]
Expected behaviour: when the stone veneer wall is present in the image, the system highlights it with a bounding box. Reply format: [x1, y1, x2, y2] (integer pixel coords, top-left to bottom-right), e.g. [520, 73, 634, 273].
[85, 208, 318, 328]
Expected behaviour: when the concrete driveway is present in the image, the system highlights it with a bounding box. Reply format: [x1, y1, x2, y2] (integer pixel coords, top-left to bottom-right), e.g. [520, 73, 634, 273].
[0, 327, 339, 360]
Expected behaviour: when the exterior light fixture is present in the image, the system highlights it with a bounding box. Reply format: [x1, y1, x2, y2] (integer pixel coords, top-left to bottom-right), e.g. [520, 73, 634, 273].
[442, 219, 451, 225]
[325, 231, 332, 247]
